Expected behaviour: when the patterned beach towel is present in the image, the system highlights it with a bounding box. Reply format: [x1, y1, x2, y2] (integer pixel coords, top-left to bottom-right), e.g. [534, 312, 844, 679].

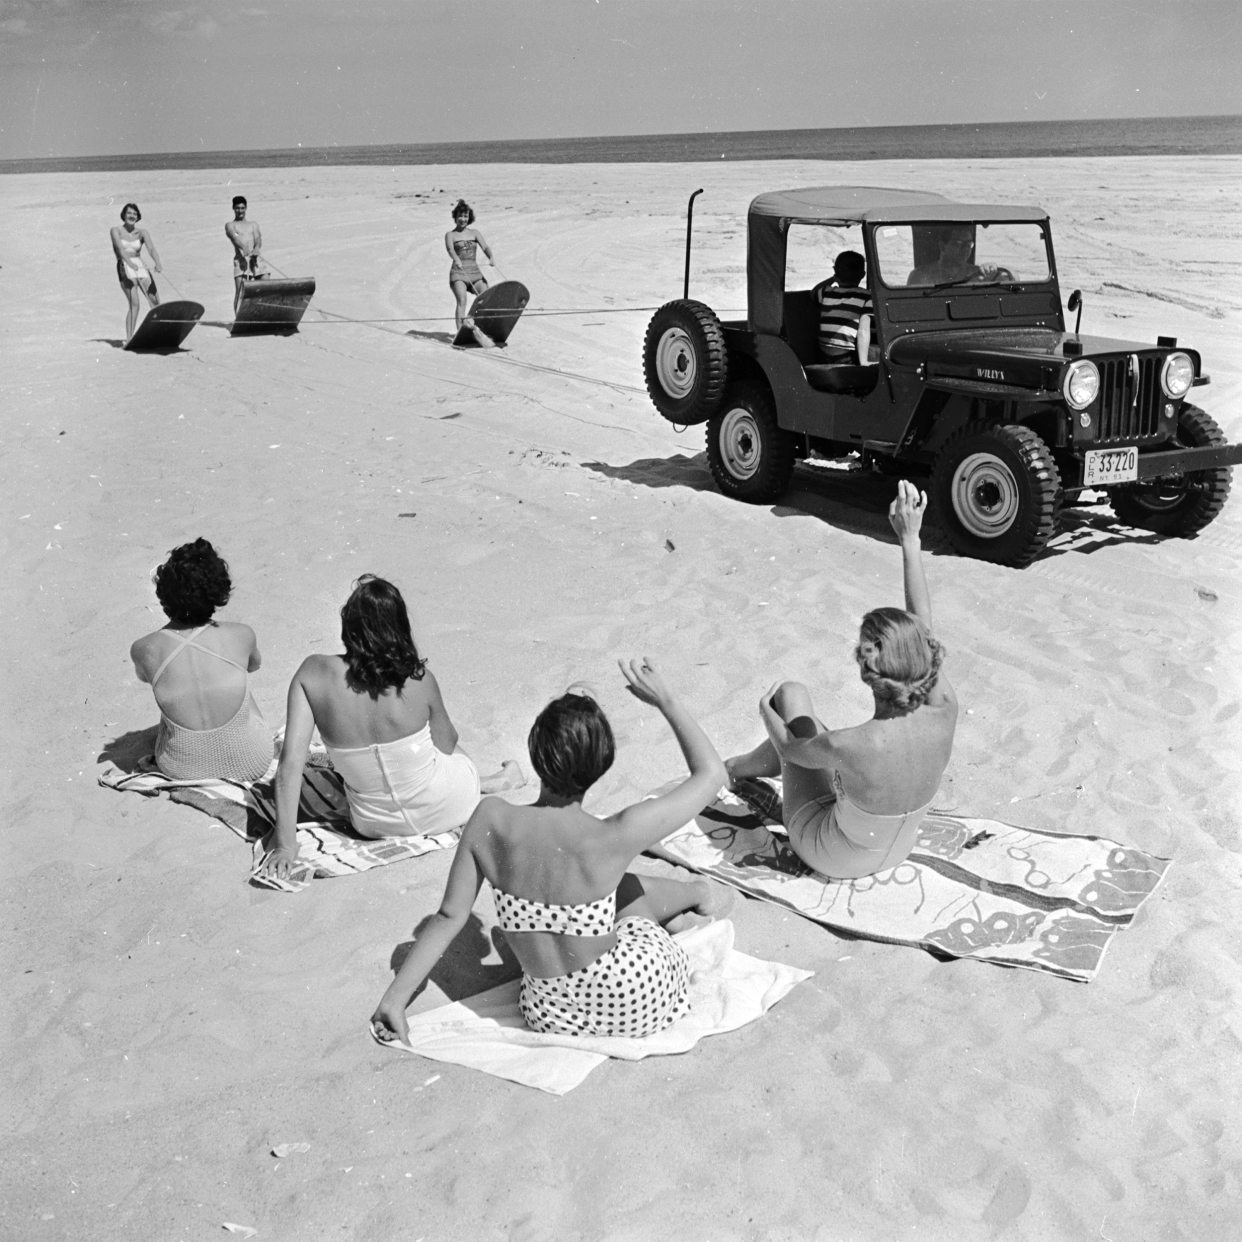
[99, 753, 457, 892]
[652, 779, 1170, 983]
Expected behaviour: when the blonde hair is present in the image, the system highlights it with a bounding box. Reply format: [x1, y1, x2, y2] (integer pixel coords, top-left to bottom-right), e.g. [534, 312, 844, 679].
[854, 607, 944, 711]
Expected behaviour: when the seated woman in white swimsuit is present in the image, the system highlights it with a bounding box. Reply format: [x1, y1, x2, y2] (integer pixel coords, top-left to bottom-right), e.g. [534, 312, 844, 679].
[257, 575, 521, 881]
[131, 539, 274, 783]
[110, 202, 162, 342]
[370, 661, 732, 1044]
[725, 481, 958, 880]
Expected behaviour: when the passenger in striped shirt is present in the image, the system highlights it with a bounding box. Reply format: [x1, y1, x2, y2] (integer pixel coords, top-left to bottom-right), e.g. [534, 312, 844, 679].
[815, 251, 873, 362]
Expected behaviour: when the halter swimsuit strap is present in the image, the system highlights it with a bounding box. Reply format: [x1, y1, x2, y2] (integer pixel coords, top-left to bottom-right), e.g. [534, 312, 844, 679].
[150, 624, 248, 686]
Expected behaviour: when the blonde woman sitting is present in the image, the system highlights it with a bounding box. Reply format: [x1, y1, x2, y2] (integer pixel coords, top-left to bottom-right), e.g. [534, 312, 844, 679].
[725, 481, 957, 879]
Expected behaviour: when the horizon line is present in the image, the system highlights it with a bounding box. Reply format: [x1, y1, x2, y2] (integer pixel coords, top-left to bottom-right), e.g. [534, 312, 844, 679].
[3, 113, 1240, 176]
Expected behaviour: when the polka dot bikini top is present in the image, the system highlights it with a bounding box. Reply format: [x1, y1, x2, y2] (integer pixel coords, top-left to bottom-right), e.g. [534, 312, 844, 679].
[493, 886, 616, 937]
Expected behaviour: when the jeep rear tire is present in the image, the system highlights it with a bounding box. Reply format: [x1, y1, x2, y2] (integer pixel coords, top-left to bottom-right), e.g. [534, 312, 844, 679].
[1107, 404, 1231, 537]
[932, 423, 1062, 567]
[706, 381, 796, 503]
[643, 300, 728, 426]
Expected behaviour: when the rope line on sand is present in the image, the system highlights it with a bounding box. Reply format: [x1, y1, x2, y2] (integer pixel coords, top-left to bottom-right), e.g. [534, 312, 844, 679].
[145, 305, 747, 326]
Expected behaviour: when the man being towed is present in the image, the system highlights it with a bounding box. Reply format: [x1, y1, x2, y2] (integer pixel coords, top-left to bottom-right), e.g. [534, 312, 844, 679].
[225, 195, 264, 309]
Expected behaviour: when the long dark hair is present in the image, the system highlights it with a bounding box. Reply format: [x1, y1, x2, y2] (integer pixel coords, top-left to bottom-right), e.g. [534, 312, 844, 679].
[340, 575, 427, 698]
[154, 538, 231, 625]
[527, 692, 616, 800]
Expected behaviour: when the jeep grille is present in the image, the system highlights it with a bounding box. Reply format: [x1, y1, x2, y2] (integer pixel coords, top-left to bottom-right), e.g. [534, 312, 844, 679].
[1096, 356, 1161, 442]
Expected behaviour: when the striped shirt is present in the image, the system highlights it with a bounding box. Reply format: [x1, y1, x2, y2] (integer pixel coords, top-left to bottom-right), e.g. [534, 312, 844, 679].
[817, 284, 873, 359]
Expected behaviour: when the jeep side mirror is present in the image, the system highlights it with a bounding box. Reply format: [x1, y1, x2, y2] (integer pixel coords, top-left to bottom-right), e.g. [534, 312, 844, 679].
[1067, 289, 1083, 334]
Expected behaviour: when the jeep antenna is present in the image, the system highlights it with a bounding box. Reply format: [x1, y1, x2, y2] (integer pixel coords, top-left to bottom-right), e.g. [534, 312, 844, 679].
[684, 189, 703, 300]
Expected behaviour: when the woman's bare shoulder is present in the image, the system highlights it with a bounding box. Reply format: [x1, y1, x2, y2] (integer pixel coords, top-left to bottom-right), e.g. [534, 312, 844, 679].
[214, 620, 256, 643]
[294, 652, 343, 683]
[130, 628, 165, 665]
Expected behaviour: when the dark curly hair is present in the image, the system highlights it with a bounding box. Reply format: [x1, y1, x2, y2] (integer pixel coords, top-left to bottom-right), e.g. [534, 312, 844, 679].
[154, 538, 232, 625]
[854, 607, 945, 712]
[120, 202, 142, 221]
[340, 575, 427, 699]
[451, 198, 475, 225]
[527, 692, 616, 800]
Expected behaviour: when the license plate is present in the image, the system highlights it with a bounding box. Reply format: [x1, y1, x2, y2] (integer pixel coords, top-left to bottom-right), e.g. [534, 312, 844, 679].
[1083, 447, 1138, 487]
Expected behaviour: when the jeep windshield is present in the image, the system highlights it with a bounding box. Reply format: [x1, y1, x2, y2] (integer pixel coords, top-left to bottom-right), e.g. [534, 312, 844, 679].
[872, 221, 1051, 289]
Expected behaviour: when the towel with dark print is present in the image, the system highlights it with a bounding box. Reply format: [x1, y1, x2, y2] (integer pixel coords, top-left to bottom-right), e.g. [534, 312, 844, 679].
[650, 778, 1170, 983]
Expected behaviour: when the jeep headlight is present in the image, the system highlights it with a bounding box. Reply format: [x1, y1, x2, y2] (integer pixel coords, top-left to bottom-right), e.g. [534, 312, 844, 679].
[1161, 352, 1194, 399]
[1062, 359, 1099, 410]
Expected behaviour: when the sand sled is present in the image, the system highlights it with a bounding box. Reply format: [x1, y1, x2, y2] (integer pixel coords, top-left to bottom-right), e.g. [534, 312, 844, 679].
[453, 280, 530, 348]
[124, 301, 205, 352]
[230, 276, 317, 336]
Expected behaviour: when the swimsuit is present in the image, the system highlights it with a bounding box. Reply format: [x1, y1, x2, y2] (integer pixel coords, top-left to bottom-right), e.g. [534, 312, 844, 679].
[494, 887, 691, 1037]
[116, 234, 155, 293]
[785, 770, 934, 880]
[150, 625, 274, 783]
[448, 234, 486, 291]
[325, 724, 480, 838]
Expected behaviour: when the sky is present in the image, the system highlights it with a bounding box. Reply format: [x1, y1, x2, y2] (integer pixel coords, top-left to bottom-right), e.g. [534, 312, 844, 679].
[1, 0, 1240, 160]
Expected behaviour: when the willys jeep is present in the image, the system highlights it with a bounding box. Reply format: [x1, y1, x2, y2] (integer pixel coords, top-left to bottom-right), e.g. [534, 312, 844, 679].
[642, 186, 1241, 567]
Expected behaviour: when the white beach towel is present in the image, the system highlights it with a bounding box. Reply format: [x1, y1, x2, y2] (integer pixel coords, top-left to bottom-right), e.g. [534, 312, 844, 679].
[371, 919, 812, 1095]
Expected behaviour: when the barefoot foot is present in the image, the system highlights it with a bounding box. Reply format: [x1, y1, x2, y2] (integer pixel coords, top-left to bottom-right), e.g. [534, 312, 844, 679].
[480, 759, 525, 795]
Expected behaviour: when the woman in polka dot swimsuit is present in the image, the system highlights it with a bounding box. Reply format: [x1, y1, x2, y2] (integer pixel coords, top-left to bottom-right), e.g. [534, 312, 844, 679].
[371, 658, 730, 1043]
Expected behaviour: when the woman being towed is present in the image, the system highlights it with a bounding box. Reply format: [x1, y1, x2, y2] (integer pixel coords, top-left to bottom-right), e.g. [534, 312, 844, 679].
[370, 661, 730, 1044]
[110, 202, 162, 341]
[445, 198, 498, 346]
[726, 480, 958, 880]
[131, 539, 274, 783]
[258, 576, 521, 882]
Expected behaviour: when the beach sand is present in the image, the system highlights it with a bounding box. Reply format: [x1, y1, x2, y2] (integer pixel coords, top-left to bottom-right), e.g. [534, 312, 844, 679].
[2, 155, 1240, 1241]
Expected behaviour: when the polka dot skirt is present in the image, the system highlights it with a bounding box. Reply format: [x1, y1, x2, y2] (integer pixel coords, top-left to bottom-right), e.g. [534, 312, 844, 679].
[519, 916, 691, 1038]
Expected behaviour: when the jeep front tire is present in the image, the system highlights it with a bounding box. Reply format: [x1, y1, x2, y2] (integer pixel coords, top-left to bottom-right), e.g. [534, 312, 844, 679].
[1107, 404, 1231, 537]
[643, 300, 728, 426]
[706, 381, 796, 503]
[932, 423, 1062, 567]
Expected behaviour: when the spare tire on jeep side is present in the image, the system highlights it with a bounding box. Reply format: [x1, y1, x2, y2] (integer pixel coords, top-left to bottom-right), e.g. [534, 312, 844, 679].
[932, 423, 1062, 568]
[643, 300, 728, 426]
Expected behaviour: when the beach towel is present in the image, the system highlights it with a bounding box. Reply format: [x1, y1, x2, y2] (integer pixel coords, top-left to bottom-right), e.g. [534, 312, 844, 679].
[651, 779, 1170, 983]
[98, 752, 457, 892]
[371, 919, 812, 1094]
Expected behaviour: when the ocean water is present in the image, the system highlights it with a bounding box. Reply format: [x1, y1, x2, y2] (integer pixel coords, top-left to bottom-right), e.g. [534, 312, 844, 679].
[1, 114, 1238, 176]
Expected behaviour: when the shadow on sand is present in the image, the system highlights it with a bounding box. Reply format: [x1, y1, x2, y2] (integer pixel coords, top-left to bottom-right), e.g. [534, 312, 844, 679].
[391, 913, 521, 1003]
[98, 725, 159, 773]
[585, 453, 1172, 563]
[406, 328, 458, 347]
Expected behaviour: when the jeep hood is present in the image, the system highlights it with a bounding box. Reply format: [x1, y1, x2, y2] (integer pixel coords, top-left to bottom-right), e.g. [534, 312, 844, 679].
[889, 328, 1167, 369]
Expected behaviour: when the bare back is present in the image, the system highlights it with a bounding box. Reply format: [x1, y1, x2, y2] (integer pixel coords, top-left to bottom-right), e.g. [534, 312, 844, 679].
[463, 797, 640, 978]
[294, 654, 439, 749]
[131, 621, 258, 730]
[816, 678, 957, 813]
